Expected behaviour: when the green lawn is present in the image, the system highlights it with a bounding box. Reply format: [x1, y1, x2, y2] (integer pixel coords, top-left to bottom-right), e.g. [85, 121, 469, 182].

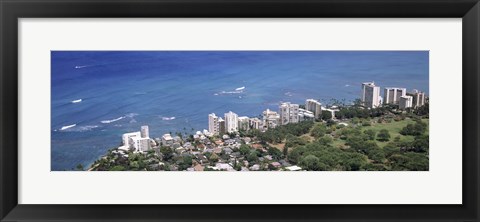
[332, 118, 429, 148]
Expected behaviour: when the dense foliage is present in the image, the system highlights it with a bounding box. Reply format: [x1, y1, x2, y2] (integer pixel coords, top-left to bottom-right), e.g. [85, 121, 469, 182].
[258, 121, 314, 144]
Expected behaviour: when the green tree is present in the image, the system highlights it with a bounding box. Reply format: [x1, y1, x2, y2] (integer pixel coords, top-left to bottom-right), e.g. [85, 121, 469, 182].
[247, 151, 259, 163]
[160, 146, 174, 161]
[287, 146, 306, 164]
[415, 103, 429, 116]
[412, 135, 429, 153]
[400, 120, 427, 136]
[129, 161, 140, 170]
[317, 135, 333, 145]
[377, 129, 391, 142]
[310, 124, 327, 138]
[364, 129, 376, 140]
[404, 152, 429, 171]
[343, 153, 367, 171]
[299, 155, 322, 171]
[389, 153, 428, 171]
[109, 165, 126, 171]
[285, 134, 308, 148]
[283, 146, 289, 157]
[321, 110, 332, 121]
[383, 142, 400, 158]
[209, 153, 219, 163]
[75, 163, 84, 171]
[346, 134, 367, 150]
[239, 144, 251, 155]
[267, 147, 283, 160]
[367, 147, 385, 163]
[178, 155, 193, 171]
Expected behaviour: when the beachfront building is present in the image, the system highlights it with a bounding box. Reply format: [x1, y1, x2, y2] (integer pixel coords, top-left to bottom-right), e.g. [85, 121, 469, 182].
[384, 87, 407, 105]
[122, 126, 152, 152]
[262, 109, 280, 130]
[279, 102, 299, 125]
[224, 111, 239, 133]
[249, 117, 263, 130]
[131, 136, 151, 152]
[399, 95, 413, 109]
[238, 116, 250, 131]
[162, 133, 174, 146]
[208, 113, 219, 135]
[298, 108, 315, 121]
[218, 118, 226, 135]
[361, 82, 381, 108]
[321, 106, 340, 119]
[122, 132, 141, 147]
[305, 99, 322, 119]
[141, 125, 149, 138]
[407, 89, 426, 108]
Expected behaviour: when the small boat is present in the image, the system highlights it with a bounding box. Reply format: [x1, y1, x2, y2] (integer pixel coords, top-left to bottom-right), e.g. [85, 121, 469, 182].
[235, 86, 245, 91]
[71, 99, 82, 103]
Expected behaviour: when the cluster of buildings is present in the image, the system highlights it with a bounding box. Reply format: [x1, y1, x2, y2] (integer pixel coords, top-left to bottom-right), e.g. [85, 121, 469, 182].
[120, 126, 154, 152]
[361, 82, 426, 109]
[115, 124, 302, 171]
[207, 99, 333, 136]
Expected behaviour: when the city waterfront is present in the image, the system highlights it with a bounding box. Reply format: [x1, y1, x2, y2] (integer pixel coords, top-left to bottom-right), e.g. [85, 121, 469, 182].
[51, 51, 429, 171]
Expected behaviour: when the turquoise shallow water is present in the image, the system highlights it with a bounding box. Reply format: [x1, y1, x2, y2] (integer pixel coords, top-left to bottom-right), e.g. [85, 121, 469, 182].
[51, 51, 429, 170]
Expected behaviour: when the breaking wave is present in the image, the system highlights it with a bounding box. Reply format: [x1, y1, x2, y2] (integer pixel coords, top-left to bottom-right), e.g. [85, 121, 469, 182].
[76, 125, 99, 132]
[60, 124, 76, 131]
[101, 116, 125, 124]
[100, 113, 138, 124]
[57, 124, 100, 132]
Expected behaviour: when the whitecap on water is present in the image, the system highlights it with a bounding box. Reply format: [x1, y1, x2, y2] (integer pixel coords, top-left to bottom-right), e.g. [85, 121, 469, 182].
[60, 124, 76, 131]
[58, 124, 99, 132]
[71, 99, 82, 103]
[101, 113, 138, 124]
[100, 116, 125, 124]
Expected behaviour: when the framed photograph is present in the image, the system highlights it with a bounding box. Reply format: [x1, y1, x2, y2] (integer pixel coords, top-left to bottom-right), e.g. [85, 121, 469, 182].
[1, 0, 479, 221]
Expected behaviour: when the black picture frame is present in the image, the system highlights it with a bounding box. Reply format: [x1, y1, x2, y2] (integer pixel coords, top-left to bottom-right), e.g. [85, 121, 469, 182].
[1, 0, 479, 221]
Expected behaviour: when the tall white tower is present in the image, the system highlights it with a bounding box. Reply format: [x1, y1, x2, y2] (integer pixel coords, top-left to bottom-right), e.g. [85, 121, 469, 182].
[208, 113, 219, 135]
[140, 125, 149, 138]
[361, 82, 381, 108]
[224, 111, 239, 133]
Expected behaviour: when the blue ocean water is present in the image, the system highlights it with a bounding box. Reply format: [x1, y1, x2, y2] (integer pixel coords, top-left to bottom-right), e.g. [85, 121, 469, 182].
[51, 51, 429, 170]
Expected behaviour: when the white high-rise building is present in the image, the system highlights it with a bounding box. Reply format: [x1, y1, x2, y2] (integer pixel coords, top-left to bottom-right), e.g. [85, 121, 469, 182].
[305, 99, 322, 119]
[361, 82, 381, 108]
[407, 90, 426, 108]
[238, 116, 250, 131]
[131, 137, 151, 152]
[140, 125, 149, 138]
[399, 95, 413, 109]
[122, 132, 141, 147]
[208, 113, 219, 135]
[279, 102, 299, 125]
[218, 118, 226, 134]
[384, 87, 406, 105]
[298, 108, 315, 121]
[122, 128, 151, 152]
[262, 109, 280, 130]
[224, 111, 239, 133]
[249, 117, 263, 130]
